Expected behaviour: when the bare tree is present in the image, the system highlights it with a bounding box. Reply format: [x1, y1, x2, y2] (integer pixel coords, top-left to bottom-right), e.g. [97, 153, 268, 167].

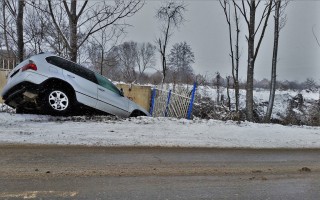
[219, 0, 241, 114]
[168, 41, 194, 85]
[214, 72, 222, 105]
[0, 0, 25, 61]
[88, 26, 123, 75]
[1, 1, 57, 59]
[1, 1, 10, 52]
[116, 41, 138, 83]
[265, 0, 289, 122]
[89, 40, 155, 82]
[97, 48, 122, 81]
[46, 0, 143, 62]
[226, 75, 232, 111]
[16, 0, 24, 62]
[156, 1, 186, 83]
[39, 1, 70, 57]
[135, 42, 156, 82]
[303, 78, 318, 91]
[24, 1, 52, 56]
[234, 0, 273, 121]
[148, 71, 161, 85]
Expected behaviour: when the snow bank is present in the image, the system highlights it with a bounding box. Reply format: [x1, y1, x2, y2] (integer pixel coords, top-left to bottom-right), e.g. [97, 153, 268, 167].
[197, 86, 319, 120]
[1, 113, 320, 148]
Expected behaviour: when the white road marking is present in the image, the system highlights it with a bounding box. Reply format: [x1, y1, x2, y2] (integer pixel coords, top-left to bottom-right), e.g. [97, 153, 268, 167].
[0, 191, 78, 199]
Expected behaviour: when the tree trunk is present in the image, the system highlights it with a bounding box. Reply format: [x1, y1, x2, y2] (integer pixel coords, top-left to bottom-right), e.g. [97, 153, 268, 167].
[17, 0, 25, 62]
[234, 1, 240, 114]
[69, 0, 78, 62]
[216, 73, 221, 105]
[246, 0, 256, 121]
[220, 0, 241, 115]
[226, 76, 231, 111]
[161, 53, 166, 83]
[100, 47, 104, 75]
[265, 0, 281, 122]
[2, 1, 10, 52]
[161, 21, 170, 84]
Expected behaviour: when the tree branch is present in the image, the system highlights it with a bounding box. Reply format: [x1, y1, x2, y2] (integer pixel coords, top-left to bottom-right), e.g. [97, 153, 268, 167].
[47, 0, 71, 50]
[76, 0, 88, 20]
[313, 25, 320, 48]
[233, 0, 249, 27]
[78, 1, 142, 48]
[254, 0, 273, 61]
[62, 0, 71, 18]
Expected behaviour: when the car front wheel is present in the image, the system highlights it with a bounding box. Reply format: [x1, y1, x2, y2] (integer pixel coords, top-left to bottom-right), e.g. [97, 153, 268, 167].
[44, 88, 73, 115]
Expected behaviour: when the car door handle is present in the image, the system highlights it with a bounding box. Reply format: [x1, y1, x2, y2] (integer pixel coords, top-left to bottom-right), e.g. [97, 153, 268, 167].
[98, 88, 105, 92]
[67, 74, 75, 78]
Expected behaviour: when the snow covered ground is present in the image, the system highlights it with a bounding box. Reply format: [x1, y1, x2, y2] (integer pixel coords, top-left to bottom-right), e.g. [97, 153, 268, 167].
[197, 86, 319, 120]
[1, 112, 320, 148]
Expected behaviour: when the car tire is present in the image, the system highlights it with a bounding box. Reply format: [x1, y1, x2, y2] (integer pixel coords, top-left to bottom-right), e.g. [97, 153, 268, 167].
[130, 110, 147, 117]
[43, 88, 73, 116]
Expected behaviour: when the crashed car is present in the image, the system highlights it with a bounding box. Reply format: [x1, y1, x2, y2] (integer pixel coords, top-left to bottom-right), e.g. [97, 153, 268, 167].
[1, 53, 149, 117]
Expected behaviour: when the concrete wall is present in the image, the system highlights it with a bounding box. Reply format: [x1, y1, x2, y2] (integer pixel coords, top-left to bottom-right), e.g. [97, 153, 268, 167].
[117, 84, 152, 112]
[0, 70, 9, 103]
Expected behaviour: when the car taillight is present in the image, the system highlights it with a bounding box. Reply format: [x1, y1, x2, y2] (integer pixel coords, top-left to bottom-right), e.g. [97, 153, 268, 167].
[21, 63, 37, 72]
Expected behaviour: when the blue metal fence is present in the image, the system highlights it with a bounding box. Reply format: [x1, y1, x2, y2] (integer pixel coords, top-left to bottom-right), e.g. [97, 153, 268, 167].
[187, 82, 197, 119]
[149, 83, 197, 119]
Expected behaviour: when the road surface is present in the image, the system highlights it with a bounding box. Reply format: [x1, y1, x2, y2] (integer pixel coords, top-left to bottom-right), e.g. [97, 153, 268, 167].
[0, 145, 320, 199]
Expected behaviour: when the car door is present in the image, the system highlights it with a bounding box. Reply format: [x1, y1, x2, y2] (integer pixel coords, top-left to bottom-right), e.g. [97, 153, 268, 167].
[94, 73, 130, 117]
[46, 56, 98, 108]
[63, 68, 98, 109]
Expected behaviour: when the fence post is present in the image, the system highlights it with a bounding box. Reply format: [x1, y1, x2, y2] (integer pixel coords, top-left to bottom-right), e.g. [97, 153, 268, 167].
[187, 82, 197, 119]
[164, 89, 172, 117]
[149, 87, 156, 116]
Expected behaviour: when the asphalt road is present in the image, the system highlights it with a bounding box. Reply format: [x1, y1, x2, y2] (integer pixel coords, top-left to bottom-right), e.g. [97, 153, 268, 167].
[1, 145, 320, 199]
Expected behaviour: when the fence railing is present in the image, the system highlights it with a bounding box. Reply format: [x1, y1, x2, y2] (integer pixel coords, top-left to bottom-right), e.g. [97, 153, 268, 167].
[0, 51, 17, 70]
[150, 83, 196, 119]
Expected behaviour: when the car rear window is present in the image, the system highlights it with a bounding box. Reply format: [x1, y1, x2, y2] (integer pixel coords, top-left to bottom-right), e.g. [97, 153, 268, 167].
[46, 56, 97, 84]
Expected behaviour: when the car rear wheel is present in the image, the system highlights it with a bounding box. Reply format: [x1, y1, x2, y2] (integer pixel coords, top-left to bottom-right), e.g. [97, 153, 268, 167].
[44, 88, 73, 115]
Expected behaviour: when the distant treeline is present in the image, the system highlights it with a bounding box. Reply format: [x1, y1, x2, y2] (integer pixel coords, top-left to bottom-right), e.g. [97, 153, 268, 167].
[195, 73, 319, 91]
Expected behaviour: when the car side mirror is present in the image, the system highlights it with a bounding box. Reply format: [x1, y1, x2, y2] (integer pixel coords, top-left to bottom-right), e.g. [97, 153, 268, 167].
[120, 88, 124, 97]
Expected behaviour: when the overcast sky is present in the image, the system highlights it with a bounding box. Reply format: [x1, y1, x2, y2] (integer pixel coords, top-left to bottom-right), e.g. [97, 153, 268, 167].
[123, 1, 320, 82]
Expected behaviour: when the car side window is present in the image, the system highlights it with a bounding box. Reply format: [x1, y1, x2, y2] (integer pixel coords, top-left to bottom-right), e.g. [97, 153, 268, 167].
[46, 56, 97, 84]
[95, 73, 121, 96]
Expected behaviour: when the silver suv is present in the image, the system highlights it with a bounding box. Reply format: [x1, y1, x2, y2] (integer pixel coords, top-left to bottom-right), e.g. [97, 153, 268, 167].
[1, 53, 149, 117]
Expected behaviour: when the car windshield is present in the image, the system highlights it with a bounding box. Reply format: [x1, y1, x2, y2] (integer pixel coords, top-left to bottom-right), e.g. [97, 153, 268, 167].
[94, 73, 121, 96]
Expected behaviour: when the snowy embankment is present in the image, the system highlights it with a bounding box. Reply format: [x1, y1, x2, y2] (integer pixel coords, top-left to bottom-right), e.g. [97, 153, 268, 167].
[197, 86, 319, 120]
[1, 113, 320, 148]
